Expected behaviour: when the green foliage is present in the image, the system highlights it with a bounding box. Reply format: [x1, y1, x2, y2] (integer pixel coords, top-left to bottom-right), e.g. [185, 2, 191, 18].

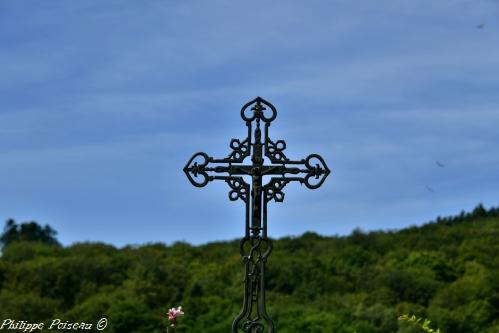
[1, 219, 60, 249]
[1, 203, 499, 332]
[1, 240, 62, 262]
[399, 314, 441, 333]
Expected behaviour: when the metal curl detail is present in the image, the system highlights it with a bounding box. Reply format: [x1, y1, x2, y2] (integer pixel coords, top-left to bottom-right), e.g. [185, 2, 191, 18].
[242, 322, 265, 333]
[228, 137, 251, 161]
[233, 236, 274, 333]
[241, 97, 277, 123]
[303, 154, 331, 189]
[183, 152, 211, 187]
[227, 178, 250, 203]
[266, 138, 288, 162]
[265, 178, 290, 203]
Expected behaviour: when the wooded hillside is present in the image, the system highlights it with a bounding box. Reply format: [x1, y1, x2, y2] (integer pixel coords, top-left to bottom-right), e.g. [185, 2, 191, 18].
[1, 204, 498, 333]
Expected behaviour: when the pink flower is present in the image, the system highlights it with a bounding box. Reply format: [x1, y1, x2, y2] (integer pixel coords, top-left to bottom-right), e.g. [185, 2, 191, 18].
[167, 306, 184, 321]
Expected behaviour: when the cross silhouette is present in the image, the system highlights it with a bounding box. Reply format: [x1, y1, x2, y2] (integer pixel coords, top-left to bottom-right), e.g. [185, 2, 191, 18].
[183, 97, 330, 333]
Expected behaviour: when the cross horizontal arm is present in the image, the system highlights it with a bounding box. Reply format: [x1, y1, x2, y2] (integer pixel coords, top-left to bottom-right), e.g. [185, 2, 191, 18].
[204, 164, 302, 176]
[184, 151, 330, 190]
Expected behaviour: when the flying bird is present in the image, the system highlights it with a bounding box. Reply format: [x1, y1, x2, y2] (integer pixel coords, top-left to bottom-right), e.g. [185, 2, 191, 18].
[425, 185, 435, 193]
[436, 161, 445, 168]
[477, 23, 485, 29]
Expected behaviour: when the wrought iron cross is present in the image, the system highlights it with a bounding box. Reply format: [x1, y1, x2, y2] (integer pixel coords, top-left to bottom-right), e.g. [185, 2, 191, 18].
[183, 97, 330, 333]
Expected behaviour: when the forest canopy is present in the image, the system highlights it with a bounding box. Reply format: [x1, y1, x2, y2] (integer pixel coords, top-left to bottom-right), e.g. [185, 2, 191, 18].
[1, 203, 498, 333]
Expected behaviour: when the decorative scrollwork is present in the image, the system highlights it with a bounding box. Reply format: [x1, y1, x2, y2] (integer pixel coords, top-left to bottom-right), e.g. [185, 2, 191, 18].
[302, 154, 330, 189]
[226, 177, 249, 203]
[265, 178, 290, 203]
[233, 236, 274, 333]
[265, 138, 288, 162]
[183, 152, 211, 187]
[241, 97, 277, 123]
[242, 321, 265, 333]
[228, 137, 250, 160]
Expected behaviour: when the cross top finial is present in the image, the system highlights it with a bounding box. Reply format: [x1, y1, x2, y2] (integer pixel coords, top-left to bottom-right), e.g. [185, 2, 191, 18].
[251, 98, 266, 121]
[240, 96, 277, 123]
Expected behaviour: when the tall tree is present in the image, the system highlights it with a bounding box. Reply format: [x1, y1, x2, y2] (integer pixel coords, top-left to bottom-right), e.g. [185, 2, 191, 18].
[0, 219, 60, 248]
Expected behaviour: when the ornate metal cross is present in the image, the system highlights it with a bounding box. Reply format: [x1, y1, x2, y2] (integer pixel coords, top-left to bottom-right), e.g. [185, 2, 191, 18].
[183, 97, 330, 333]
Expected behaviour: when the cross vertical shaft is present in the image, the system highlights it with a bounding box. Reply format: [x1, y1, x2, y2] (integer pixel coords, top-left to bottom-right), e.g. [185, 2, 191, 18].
[251, 120, 263, 235]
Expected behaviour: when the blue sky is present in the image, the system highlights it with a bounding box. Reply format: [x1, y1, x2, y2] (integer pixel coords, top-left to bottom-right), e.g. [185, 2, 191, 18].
[1, 1, 498, 247]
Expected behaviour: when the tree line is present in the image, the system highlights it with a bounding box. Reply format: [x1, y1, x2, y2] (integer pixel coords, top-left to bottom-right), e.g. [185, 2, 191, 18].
[1, 203, 498, 332]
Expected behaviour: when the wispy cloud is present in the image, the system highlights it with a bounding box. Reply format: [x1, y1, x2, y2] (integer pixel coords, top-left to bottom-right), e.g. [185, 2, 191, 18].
[1, 1, 498, 246]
